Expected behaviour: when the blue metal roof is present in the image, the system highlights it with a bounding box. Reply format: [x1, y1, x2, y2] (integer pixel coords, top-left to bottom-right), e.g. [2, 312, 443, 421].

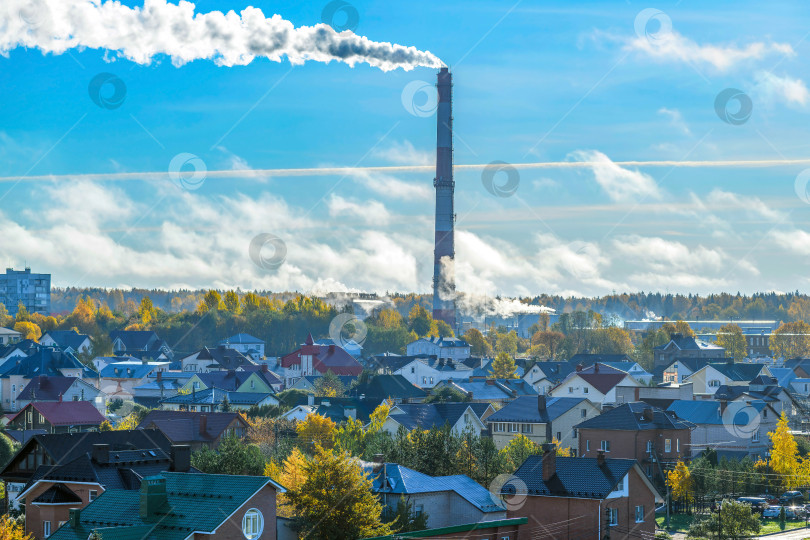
[487, 396, 589, 423]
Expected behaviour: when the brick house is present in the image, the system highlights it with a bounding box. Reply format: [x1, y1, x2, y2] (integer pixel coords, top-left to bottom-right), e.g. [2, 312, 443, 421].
[49, 472, 285, 540]
[19, 443, 193, 540]
[548, 363, 643, 407]
[575, 402, 693, 482]
[504, 446, 662, 540]
[137, 410, 250, 450]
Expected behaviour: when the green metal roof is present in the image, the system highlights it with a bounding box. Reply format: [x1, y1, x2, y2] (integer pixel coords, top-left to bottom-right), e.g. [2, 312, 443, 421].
[49, 472, 285, 540]
[363, 517, 528, 539]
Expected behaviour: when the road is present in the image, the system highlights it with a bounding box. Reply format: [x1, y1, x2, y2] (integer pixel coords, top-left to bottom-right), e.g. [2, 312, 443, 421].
[660, 527, 810, 540]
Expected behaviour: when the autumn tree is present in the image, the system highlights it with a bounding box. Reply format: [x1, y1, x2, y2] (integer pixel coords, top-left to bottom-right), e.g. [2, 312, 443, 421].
[138, 296, 155, 326]
[673, 320, 696, 338]
[531, 330, 565, 359]
[770, 320, 810, 359]
[287, 445, 393, 540]
[667, 460, 694, 503]
[297, 414, 336, 450]
[462, 328, 492, 357]
[0, 515, 32, 540]
[499, 434, 541, 472]
[197, 290, 223, 313]
[265, 447, 309, 518]
[716, 323, 747, 360]
[190, 436, 265, 475]
[313, 371, 345, 398]
[489, 352, 518, 379]
[687, 499, 760, 540]
[436, 320, 454, 337]
[223, 291, 240, 313]
[768, 411, 809, 489]
[13, 321, 41, 341]
[408, 305, 437, 338]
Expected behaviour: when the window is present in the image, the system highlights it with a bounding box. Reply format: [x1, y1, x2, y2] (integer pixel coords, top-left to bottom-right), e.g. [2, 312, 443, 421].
[250, 380, 255, 389]
[709, 380, 720, 387]
[664, 439, 672, 452]
[411, 367, 415, 373]
[763, 409, 768, 418]
[600, 440, 610, 452]
[72, 395, 79, 401]
[414, 504, 424, 516]
[429, 377, 434, 384]
[676, 439, 680, 452]
[568, 386, 573, 393]
[89, 490, 97, 501]
[581, 409, 587, 418]
[43, 521, 51, 538]
[635, 505, 645, 523]
[586, 440, 590, 451]
[752, 431, 759, 442]
[615, 477, 624, 491]
[509, 423, 518, 433]
[422, 377, 427, 384]
[646, 440, 652, 453]
[521, 424, 533, 434]
[572, 429, 577, 439]
[242, 509, 263, 540]
[556, 431, 561, 441]
[608, 508, 618, 526]
[192, 381, 200, 390]
[583, 387, 589, 394]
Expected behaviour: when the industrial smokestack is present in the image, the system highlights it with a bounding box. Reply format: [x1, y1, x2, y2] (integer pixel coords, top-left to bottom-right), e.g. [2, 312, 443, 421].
[432, 67, 457, 329]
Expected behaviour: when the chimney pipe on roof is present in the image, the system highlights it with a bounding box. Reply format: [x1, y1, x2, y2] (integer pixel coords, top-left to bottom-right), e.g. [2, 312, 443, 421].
[170, 445, 191, 473]
[92, 444, 110, 463]
[537, 395, 547, 414]
[597, 449, 606, 466]
[541, 443, 556, 482]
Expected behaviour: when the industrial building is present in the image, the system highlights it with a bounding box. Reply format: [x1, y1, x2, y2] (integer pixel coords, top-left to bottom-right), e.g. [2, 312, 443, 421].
[0, 268, 50, 316]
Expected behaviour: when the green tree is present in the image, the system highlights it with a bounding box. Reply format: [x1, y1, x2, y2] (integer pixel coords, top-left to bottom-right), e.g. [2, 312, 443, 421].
[771, 320, 810, 359]
[223, 291, 240, 313]
[716, 324, 747, 360]
[190, 436, 265, 475]
[313, 370, 346, 398]
[198, 290, 223, 313]
[489, 352, 518, 379]
[499, 433, 541, 472]
[424, 386, 471, 403]
[385, 496, 429, 533]
[686, 499, 760, 540]
[435, 320, 454, 337]
[408, 305, 435, 338]
[462, 328, 492, 357]
[287, 445, 393, 540]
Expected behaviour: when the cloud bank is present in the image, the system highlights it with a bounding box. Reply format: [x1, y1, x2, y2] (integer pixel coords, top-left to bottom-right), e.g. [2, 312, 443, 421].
[2, 0, 442, 71]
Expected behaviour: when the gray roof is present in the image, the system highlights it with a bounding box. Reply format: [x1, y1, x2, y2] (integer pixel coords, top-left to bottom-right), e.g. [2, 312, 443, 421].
[507, 455, 639, 499]
[575, 402, 693, 431]
[389, 403, 491, 431]
[487, 396, 589, 423]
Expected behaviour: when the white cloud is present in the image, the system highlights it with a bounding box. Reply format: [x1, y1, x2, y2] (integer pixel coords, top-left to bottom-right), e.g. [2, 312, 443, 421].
[349, 169, 432, 201]
[624, 30, 793, 72]
[569, 150, 662, 202]
[657, 107, 691, 136]
[1, 0, 441, 71]
[755, 71, 810, 106]
[372, 141, 432, 166]
[770, 229, 810, 256]
[327, 194, 390, 225]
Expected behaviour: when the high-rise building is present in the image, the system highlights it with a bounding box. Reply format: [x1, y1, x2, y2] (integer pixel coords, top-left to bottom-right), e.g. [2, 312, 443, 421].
[0, 268, 51, 315]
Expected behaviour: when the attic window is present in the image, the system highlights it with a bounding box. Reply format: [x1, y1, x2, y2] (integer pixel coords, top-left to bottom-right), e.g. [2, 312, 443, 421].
[242, 509, 263, 540]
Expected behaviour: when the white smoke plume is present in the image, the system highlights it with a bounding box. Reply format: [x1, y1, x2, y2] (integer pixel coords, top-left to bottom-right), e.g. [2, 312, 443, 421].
[456, 293, 555, 320]
[3, 0, 442, 71]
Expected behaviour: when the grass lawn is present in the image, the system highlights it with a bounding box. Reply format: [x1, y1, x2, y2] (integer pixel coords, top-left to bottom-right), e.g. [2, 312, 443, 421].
[657, 514, 810, 534]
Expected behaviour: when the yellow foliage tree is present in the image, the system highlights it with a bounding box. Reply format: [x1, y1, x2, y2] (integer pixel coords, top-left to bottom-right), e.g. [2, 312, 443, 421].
[265, 447, 310, 518]
[296, 414, 336, 449]
[489, 352, 518, 379]
[666, 460, 694, 502]
[551, 437, 573, 457]
[13, 321, 41, 341]
[770, 321, 810, 359]
[0, 515, 32, 540]
[768, 411, 809, 489]
[674, 320, 695, 338]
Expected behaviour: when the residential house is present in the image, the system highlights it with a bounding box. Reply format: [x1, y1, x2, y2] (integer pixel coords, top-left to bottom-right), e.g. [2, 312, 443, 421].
[0, 348, 98, 412]
[685, 361, 771, 395]
[49, 472, 285, 540]
[109, 330, 172, 359]
[90, 355, 138, 373]
[370, 354, 473, 389]
[7, 402, 105, 434]
[219, 333, 265, 361]
[180, 345, 256, 373]
[280, 334, 362, 387]
[346, 374, 427, 403]
[237, 364, 284, 391]
[662, 357, 727, 384]
[15, 376, 104, 413]
[159, 387, 278, 412]
[0, 328, 21, 346]
[569, 353, 634, 366]
[39, 330, 92, 355]
[132, 371, 193, 408]
[654, 333, 725, 368]
[434, 379, 538, 404]
[99, 360, 170, 401]
[380, 402, 494, 436]
[548, 363, 642, 407]
[0, 339, 40, 362]
[614, 383, 695, 409]
[575, 402, 693, 482]
[137, 410, 250, 450]
[486, 395, 600, 450]
[522, 361, 575, 394]
[364, 463, 507, 529]
[503, 447, 662, 540]
[180, 369, 279, 396]
[20, 443, 192, 540]
[406, 337, 471, 362]
[714, 375, 799, 417]
[667, 400, 778, 458]
[315, 338, 363, 358]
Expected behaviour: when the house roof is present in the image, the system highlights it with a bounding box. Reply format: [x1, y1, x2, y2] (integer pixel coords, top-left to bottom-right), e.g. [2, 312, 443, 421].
[137, 411, 248, 443]
[388, 403, 492, 431]
[556, 363, 632, 395]
[16, 376, 84, 402]
[487, 396, 591, 423]
[701, 362, 767, 381]
[666, 399, 770, 426]
[236, 365, 283, 385]
[219, 333, 264, 345]
[159, 387, 274, 407]
[574, 402, 693, 431]
[440, 379, 537, 401]
[109, 330, 160, 350]
[506, 455, 640, 499]
[0, 328, 21, 337]
[529, 362, 576, 383]
[366, 463, 504, 513]
[0, 339, 41, 360]
[414, 337, 469, 348]
[48, 472, 284, 540]
[42, 330, 90, 351]
[347, 375, 426, 400]
[100, 361, 158, 379]
[280, 335, 363, 376]
[0, 430, 174, 482]
[655, 334, 724, 351]
[190, 370, 268, 391]
[665, 357, 726, 373]
[11, 401, 105, 426]
[768, 368, 797, 387]
[568, 354, 633, 366]
[32, 483, 83, 505]
[0, 348, 96, 379]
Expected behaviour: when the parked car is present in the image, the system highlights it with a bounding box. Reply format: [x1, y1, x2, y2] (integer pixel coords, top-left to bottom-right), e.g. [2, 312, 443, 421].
[758, 494, 779, 505]
[737, 497, 769, 513]
[780, 491, 804, 505]
[763, 506, 801, 520]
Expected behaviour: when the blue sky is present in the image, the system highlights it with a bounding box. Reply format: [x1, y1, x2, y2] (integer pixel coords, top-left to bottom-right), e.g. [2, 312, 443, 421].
[1, 0, 810, 298]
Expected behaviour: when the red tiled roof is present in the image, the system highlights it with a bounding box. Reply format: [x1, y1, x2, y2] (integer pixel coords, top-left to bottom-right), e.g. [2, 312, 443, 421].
[11, 401, 105, 426]
[280, 337, 362, 376]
